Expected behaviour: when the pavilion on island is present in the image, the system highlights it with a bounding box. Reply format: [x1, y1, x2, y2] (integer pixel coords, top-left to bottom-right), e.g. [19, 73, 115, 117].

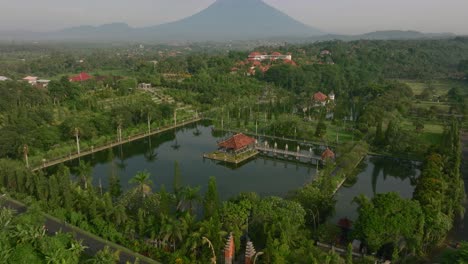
[218, 133, 256, 155]
[321, 148, 335, 161]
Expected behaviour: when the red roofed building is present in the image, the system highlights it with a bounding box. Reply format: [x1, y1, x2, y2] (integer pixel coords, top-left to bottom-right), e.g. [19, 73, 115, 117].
[283, 59, 297, 66]
[321, 148, 335, 161]
[218, 133, 256, 154]
[69, 72, 92, 82]
[314, 92, 328, 102]
[248, 52, 262, 61]
[259, 65, 270, 73]
[23, 76, 38, 85]
[252, 60, 262, 66]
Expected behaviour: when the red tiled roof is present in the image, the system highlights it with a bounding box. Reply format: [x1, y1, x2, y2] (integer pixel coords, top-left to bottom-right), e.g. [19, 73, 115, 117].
[321, 148, 335, 160]
[252, 61, 262, 66]
[314, 92, 328, 102]
[23, 76, 38, 81]
[69, 72, 92, 82]
[283, 59, 297, 66]
[248, 52, 261, 57]
[218, 133, 255, 151]
[260, 65, 270, 73]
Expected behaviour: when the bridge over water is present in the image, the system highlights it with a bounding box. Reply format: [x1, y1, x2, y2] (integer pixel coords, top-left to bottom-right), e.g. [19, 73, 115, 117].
[255, 145, 322, 165]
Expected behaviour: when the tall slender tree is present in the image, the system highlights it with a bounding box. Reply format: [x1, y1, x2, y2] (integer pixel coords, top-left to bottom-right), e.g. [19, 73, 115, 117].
[203, 177, 220, 219]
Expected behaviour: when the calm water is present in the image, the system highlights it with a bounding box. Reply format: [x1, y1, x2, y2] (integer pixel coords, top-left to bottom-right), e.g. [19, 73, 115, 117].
[62, 121, 420, 220]
[66, 121, 316, 200]
[332, 156, 420, 223]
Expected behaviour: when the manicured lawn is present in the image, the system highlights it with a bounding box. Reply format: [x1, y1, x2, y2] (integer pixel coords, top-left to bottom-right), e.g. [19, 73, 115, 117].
[401, 119, 444, 145]
[325, 123, 356, 143]
[402, 79, 468, 96]
[413, 101, 451, 112]
[404, 80, 428, 95]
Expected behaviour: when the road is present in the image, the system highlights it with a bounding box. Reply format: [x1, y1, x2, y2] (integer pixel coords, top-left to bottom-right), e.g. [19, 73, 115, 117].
[1, 196, 160, 264]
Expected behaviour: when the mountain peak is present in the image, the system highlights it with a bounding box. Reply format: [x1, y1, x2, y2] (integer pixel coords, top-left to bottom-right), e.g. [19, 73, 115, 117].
[144, 0, 322, 41]
[40, 0, 323, 41]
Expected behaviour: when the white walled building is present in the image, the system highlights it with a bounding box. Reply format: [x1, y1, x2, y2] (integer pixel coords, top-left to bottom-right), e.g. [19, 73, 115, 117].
[248, 52, 292, 62]
[23, 76, 38, 85]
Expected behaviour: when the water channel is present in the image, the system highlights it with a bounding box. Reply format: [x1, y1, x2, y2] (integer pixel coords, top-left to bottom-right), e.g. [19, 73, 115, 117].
[61, 121, 420, 222]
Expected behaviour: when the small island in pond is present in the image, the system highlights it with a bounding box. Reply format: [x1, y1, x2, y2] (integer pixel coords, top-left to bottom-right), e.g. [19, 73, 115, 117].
[204, 133, 259, 164]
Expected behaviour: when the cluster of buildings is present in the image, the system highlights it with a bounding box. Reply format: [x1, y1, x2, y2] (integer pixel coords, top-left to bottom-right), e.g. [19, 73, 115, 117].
[316, 49, 335, 65]
[247, 51, 292, 62]
[213, 132, 336, 163]
[231, 51, 298, 76]
[0, 71, 93, 89]
[22, 76, 51, 88]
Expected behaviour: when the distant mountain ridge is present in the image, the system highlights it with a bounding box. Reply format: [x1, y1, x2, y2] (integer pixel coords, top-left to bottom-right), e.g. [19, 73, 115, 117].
[0, 0, 458, 42]
[0, 0, 322, 42]
[299, 30, 456, 42]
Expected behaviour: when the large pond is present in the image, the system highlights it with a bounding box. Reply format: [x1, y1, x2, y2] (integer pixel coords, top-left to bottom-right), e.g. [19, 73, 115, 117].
[64, 121, 316, 199]
[332, 157, 420, 223]
[61, 121, 420, 221]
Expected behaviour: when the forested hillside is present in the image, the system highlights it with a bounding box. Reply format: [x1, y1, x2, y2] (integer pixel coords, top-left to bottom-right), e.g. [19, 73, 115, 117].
[0, 38, 467, 263]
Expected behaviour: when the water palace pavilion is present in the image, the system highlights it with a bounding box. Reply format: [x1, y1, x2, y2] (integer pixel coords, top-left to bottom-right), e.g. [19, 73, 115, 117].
[204, 133, 259, 164]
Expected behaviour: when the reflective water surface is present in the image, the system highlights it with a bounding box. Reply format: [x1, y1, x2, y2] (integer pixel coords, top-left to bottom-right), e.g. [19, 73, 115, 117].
[62, 121, 421, 222]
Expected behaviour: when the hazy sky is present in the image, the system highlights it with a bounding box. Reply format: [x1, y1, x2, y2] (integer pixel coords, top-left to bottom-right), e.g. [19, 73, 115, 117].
[0, 0, 467, 34]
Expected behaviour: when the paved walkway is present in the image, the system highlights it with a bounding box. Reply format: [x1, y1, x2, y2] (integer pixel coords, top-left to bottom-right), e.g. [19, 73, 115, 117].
[33, 117, 201, 171]
[0, 196, 160, 264]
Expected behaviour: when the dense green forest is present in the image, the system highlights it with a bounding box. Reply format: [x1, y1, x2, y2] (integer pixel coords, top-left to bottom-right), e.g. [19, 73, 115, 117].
[0, 204, 120, 263]
[0, 38, 467, 263]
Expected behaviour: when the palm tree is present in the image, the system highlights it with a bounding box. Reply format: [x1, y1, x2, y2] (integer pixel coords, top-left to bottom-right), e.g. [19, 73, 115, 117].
[177, 186, 201, 214]
[0, 233, 11, 264]
[77, 161, 92, 190]
[183, 229, 203, 259]
[111, 204, 128, 227]
[86, 246, 120, 264]
[68, 239, 88, 260]
[159, 215, 186, 252]
[129, 171, 153, 198]
[12, 224, 45, 246]
[202, 236, 217, 264]
[0, 207, 14, 231]
[44, 248, 69, 264]
[197, 217, 227, 254]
